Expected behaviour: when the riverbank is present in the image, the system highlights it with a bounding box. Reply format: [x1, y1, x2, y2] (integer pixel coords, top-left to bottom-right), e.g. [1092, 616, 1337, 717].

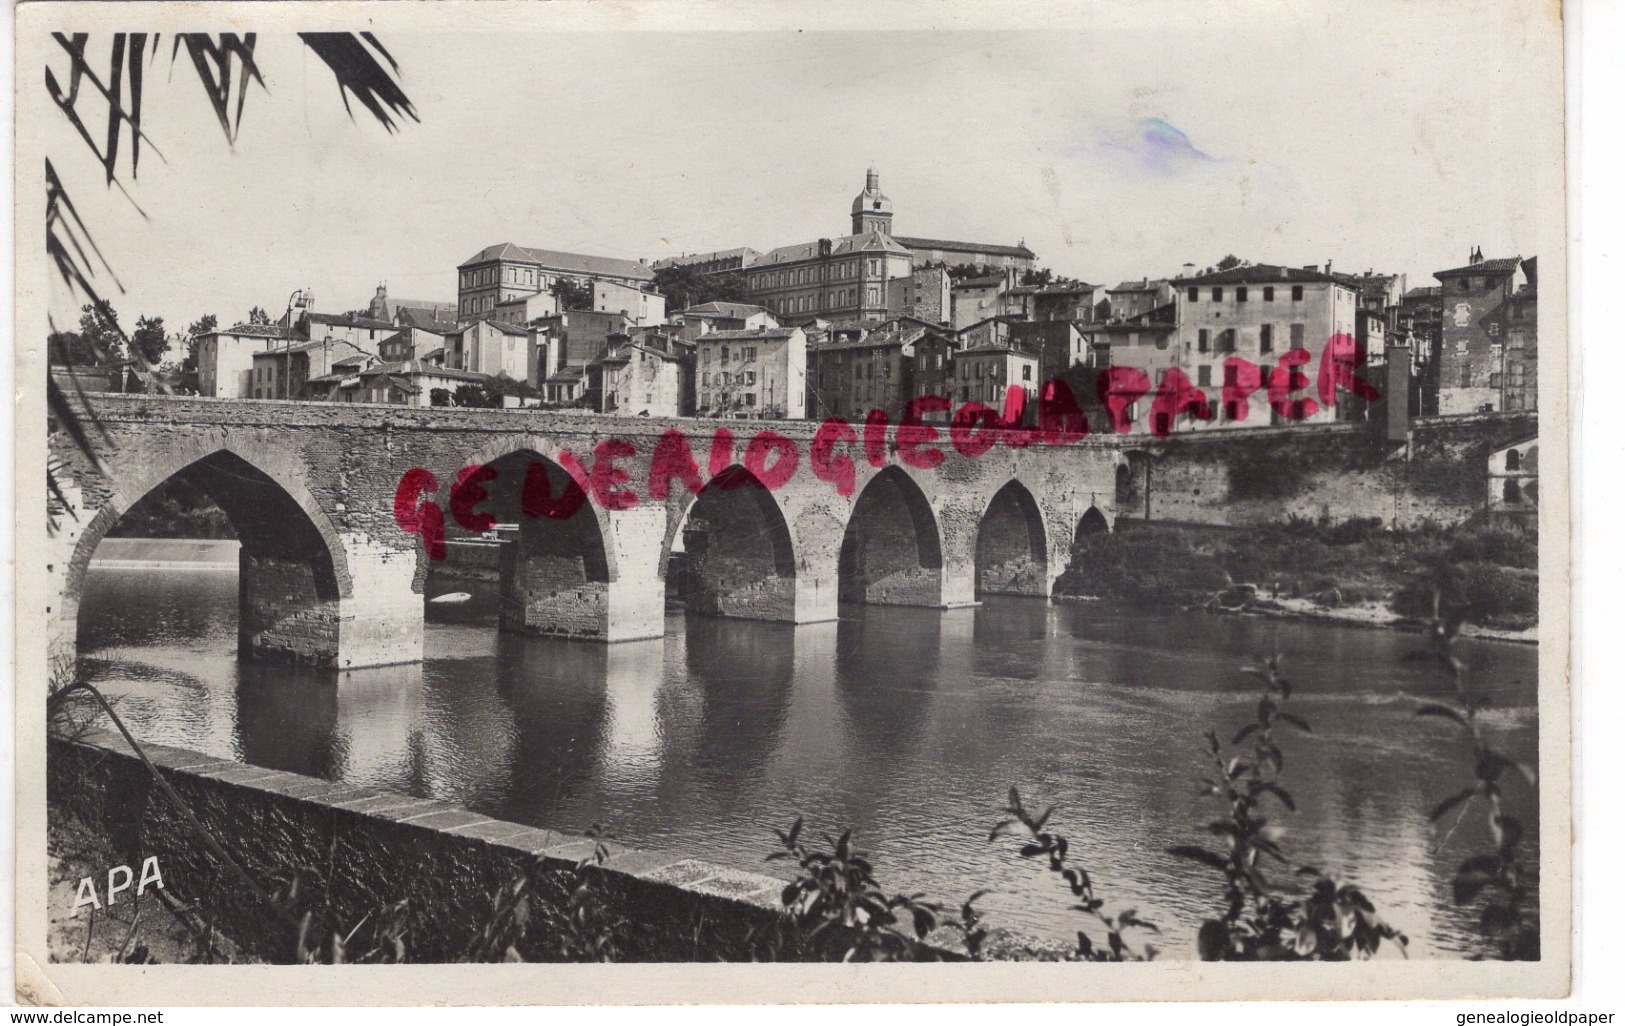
[1056, 517, 1539, 636]
[89, 537, 239, 569]
[48, 805, 249, 964]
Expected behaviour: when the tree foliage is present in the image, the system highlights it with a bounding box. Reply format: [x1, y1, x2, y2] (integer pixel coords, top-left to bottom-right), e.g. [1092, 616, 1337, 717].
[549, 278, 594, 312]
[247, 306, 274, 326]
[77, 300, 125, 362]
[130, 314, 168, 367]
[182, 313, 218, 372]
[452, 382, 502, 408]
[1167, 655, 1406, 960]
[649, 264, 752, 312]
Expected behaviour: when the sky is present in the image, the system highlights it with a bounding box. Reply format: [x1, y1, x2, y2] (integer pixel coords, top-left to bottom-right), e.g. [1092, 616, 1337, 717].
[35, 0, 1563, 339]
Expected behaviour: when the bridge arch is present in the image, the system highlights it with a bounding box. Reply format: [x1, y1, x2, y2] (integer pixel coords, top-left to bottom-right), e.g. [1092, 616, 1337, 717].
[666, 463, 798, 622]
[974, 478, 1050, 597]
[461, 443, 619, 640]
[1074, 506, 1110, 545]
[63, 443, 353, 666]
[464, 437, 620, 583]
[838, 466, 946, 606]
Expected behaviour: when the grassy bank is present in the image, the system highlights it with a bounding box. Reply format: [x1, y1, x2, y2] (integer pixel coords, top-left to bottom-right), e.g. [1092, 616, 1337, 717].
[1055, 516, 1538, 632]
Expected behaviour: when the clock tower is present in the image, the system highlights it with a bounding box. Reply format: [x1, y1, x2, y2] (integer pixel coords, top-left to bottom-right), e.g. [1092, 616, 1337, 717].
[850, 168, 894, 236]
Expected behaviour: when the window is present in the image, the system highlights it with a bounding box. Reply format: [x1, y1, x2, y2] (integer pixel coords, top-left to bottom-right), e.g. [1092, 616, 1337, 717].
[1188, 287, 1199, 302]
[1219, 329, 1236, 353]
[1236, 287, 1249, 302]
[1022, 365, 1032, 381]
[975, 363, 985, 378]
[1198, 365, 1212, 387]
[1291, 285, 1304, 301]
[854, 365, 862, 381]
[1506, 449, 1521, 471]
[746, 371, 756, 385]
[1198, 329, 1210, 353]
[702, 372, 710, 385]
[1260, 324, 1273, 352]
[1263, 286, 1275, 302]
[1212, 287, 1223, 301]
[1290, 324, 1305, 350]
[1503, 479, 1522, 504]
[745, 393, 757, 407]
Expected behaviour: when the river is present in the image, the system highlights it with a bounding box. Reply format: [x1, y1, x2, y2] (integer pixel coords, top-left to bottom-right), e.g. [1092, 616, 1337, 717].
[75, 550, 1539, 959]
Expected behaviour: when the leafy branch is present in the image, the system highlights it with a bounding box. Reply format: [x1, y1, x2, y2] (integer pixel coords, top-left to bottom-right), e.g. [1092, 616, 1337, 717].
[991, 787, 1158, 961]
[1169, 655, 1407, 960]
[1416, 592, 1539, 960]
[767, 818, 950, 961]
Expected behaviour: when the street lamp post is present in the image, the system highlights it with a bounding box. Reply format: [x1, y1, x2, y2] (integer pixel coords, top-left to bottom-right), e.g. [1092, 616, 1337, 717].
[283, 288, 311, 399]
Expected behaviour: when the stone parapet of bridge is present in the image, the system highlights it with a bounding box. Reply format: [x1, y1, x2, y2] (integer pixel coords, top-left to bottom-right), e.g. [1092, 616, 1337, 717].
[48, 395, 1126, 670]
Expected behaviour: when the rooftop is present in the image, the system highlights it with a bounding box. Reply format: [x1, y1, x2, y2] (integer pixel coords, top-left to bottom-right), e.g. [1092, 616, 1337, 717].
[253, 339, 331, 357]
[459, 242, 655, 281]
[757, 231, 911, 266]
[650, 247, 761, 270]
[216, 323, 285, 338]
[1433, 257, 1524, 279]
[681, 301, 773, 319]
[1173, 263, 1344, 286]
[699, 326, 801, 341]
[958, 341, 1037, 357]
[306, 312, 397, 330]
[894, 236, 1036, 259]
[953, 275, 1008, 290]
[808, 322, 931, 352]
[360, 361, 489, 382]
[1108, 279, 1165, 292]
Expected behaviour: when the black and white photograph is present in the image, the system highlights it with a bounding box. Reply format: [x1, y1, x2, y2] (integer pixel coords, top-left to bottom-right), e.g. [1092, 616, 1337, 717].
[14, 0, 1570, 1004]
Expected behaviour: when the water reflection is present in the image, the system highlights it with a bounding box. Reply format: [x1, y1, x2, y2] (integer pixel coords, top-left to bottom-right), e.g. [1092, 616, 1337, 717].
[75, 563, 1540, 958]
[835, 606, 941, 759]
[684, 617, 796, 781]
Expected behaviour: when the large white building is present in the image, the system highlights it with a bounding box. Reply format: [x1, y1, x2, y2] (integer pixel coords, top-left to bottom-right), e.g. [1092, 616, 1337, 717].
[1167, 264, 1360, 431]
[694, 326, 807, 420]
[196, 323, 287, 398]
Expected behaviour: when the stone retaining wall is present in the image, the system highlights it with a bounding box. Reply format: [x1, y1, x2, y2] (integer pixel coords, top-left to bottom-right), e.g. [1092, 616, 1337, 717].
[48, 730, 1006, 963]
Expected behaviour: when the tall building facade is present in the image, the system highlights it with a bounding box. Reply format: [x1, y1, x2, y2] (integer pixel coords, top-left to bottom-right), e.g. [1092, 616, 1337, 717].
[1433, 251, 1533, 415]
[740, 170, 1034, 324]
[1168, 264, 1360, 431]
[457, 243, 654, 319]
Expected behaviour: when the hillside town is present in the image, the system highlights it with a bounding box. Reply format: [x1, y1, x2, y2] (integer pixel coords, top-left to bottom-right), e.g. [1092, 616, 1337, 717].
[52, 168, 1538, 436]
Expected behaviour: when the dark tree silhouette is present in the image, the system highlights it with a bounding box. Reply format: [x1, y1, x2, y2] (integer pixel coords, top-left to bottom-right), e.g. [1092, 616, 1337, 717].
[182, 313, 217, 372]
[130, 314, 168, 366]
[550, 278, 594, 312]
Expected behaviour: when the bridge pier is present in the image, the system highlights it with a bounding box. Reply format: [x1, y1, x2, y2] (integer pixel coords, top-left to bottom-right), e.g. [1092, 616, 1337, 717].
[238, 539, 423, 669]
[498, 502, 665, 642]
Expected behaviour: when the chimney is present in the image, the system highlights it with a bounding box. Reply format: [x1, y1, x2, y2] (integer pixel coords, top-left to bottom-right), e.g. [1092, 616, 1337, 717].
[1181, 262, 1195, 278]
[1325, 260, 1333, 275]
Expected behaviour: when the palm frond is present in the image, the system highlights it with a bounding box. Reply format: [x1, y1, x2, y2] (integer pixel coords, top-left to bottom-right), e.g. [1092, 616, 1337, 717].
[298, 32, 418, 132]
[170, 33, 266, 144]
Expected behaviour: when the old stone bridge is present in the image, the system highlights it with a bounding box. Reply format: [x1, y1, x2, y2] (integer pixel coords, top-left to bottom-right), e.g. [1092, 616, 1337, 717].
[48, 394, 1128, 670]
